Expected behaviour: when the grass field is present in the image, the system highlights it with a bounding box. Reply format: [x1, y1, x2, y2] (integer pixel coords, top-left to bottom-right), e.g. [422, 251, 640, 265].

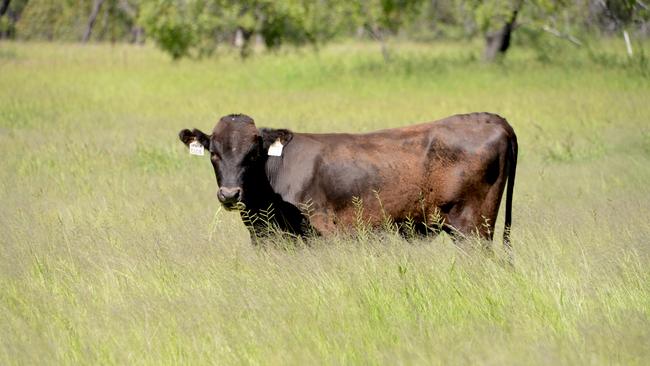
[1, 39, 649, 365]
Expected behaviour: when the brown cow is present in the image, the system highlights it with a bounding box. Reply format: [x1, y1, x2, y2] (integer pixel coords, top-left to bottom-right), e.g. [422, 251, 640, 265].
[179, 113, 517, 248]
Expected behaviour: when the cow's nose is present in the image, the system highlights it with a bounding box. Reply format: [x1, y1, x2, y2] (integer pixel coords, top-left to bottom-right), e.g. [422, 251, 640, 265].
[218, 187, 242, 203]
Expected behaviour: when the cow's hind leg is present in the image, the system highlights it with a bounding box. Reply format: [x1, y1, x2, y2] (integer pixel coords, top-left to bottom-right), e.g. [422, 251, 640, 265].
[443, 202, 496, 254]
[444, 183, 507, 256]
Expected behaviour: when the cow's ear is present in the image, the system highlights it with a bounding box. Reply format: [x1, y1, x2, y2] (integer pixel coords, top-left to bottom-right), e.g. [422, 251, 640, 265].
[260, 128, 293, 151]
[179, 128, 210, 148]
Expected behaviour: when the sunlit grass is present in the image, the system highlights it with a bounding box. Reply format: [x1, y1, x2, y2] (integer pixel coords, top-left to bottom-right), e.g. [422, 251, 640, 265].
[0, 40, 649, 365]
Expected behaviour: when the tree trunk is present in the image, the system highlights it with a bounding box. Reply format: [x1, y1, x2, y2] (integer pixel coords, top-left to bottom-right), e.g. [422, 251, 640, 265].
[484, 8, 520, 62]
[132, 26, 144, 45]
[117, 0, 135, 18]
[117, 0, 143, 44]
[0, 0, 10, 39]
[82, 0, 106, 43]
[237, 27, 254, 59]
[366, 24, 390, 63]
[0, 0, 10, 17]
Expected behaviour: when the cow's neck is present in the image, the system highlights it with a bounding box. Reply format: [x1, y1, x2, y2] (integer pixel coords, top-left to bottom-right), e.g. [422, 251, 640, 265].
[237, 159, 306, 236]
[240, 162, 279, 212]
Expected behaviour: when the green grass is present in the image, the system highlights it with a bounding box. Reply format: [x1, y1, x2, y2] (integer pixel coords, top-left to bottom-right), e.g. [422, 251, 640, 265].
[1, 40, 649, 365]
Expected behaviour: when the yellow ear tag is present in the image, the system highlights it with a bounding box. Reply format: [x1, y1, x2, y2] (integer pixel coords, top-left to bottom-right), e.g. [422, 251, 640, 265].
[268, 139, 283, 157]
[189, 140, 205, 156]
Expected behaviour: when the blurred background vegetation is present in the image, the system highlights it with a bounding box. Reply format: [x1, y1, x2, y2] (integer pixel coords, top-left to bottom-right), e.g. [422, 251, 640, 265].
[1, 0, 649, 60]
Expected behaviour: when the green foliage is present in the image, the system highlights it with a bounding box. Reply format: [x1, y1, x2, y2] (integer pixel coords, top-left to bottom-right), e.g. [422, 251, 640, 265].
[4, 0, 650, 61]
[0, 15, 10, 35]
[604, 0, 641, 24]
[138, 0, 358, 59]
[357, 0, 425, 34]
[15, 0, 87, 40]
[13, 0, 139, 42]
[470, 0, 516, 33]
[467, 0, 577, 34]
[139, 0, 196, 59]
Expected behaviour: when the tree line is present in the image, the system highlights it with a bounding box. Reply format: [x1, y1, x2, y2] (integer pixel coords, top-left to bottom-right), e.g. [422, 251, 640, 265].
[1, 0, 648, 61]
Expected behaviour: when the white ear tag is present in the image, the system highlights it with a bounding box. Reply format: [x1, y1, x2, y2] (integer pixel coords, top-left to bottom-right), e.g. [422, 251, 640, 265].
[267, 139, 283, 157]
[189, 140, 205, 156]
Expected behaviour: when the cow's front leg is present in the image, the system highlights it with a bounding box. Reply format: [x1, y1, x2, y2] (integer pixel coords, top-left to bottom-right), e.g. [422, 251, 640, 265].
[239, 210, 272, 245]
[243, 223, 263, 245]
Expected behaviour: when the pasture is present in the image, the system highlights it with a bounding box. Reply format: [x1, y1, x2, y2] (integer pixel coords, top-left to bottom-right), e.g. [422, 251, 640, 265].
[1, 40, 649, 365]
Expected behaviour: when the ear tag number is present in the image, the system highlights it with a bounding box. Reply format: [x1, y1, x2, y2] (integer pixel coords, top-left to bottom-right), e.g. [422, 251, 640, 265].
[268, 139, 283, 157]
[189, 140, 205, 156]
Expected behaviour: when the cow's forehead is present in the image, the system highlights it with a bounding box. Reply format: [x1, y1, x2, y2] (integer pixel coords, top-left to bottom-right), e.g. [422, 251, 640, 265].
[213, 114, 255, 132]
[211, 118, 258, 149]
[213, 119, 256, 134]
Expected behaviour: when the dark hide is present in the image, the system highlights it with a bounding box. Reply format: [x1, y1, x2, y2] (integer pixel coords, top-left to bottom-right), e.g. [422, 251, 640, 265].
[179, 112, 518, 248]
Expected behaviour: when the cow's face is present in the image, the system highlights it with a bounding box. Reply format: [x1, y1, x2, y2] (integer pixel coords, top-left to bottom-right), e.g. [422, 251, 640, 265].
[179, 114, 262, 210]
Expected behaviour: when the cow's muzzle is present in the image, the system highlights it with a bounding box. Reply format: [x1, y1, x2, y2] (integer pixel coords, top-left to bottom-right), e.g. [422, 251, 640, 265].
[218, 186, 242, 207]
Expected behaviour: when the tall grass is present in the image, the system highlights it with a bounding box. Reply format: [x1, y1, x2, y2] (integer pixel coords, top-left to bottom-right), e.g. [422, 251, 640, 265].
[1, 40, 649, 365]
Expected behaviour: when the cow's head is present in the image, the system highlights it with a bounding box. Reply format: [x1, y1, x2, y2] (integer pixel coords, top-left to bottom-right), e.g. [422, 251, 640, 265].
[179, 114, 291, 210]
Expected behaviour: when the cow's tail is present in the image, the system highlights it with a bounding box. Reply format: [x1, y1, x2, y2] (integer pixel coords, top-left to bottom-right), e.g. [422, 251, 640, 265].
[503, 131, 518, 252]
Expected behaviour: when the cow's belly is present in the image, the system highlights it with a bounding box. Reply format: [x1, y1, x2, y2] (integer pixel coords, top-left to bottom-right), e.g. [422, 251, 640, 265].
[305, 150, 502, 234]
[303, 150, 433, 230]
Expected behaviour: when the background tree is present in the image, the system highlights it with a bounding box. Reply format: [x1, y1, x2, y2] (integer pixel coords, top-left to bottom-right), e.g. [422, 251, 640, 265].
[138, 0, 196, 59]
[139, 0, 356, 59]
[353, 0, 425, 61]
[480, 0, 522, 61]
[11, 0, 140, 42]
[82, 0, 105, 42]
[0, 0, 11, 38]
[465, 0, 591, 61]
[14, 0, 84, 41]
[2, 0, 649, 60]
